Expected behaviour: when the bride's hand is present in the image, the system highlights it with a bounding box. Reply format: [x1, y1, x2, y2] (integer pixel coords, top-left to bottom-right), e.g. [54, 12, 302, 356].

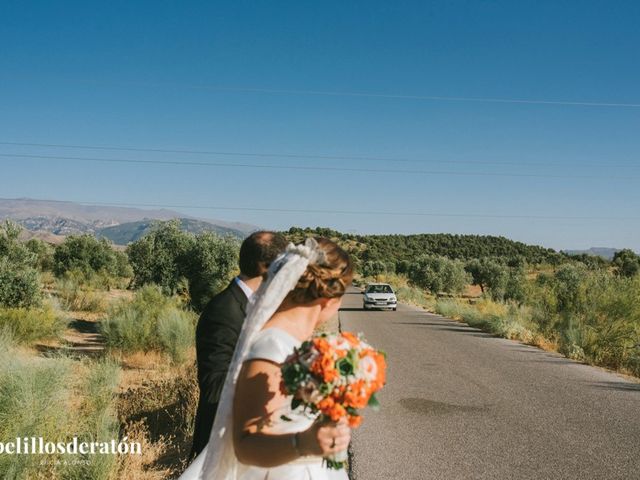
[299, 417, 351, 456]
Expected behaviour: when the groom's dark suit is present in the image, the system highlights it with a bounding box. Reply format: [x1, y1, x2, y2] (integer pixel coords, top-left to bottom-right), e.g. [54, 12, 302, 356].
[191, 279, 249, 457]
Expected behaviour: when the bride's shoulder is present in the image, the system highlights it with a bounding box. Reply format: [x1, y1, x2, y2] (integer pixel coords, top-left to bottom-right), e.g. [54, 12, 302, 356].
[246, 328, 301, 364]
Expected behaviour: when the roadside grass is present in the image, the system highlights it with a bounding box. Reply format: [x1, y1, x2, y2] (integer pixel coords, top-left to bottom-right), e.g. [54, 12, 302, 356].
[435, 298, 542, 347]
[435, 276, 640, 379]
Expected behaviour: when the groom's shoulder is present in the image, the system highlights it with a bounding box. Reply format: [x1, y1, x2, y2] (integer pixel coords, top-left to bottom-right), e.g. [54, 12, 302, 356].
[198, 281, 243, 325]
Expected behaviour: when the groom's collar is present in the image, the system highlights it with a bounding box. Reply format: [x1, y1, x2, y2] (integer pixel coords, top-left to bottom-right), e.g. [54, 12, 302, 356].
[229, 278, 249, 314]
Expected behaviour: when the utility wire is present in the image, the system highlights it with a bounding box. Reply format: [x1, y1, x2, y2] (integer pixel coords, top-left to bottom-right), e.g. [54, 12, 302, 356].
[180, 85, 640, 109]
[1, 141, 638, 169]
[24, 77, 640, 108]
[16, 198, 640, 221]
[1, 152, 637, 180]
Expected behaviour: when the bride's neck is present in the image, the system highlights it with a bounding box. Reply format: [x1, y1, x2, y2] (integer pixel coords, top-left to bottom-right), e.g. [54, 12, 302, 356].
[266, 303, 321, 341]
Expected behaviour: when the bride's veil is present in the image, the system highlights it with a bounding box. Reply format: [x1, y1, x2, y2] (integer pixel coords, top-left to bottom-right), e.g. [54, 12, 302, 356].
[187, 237, 323, 480]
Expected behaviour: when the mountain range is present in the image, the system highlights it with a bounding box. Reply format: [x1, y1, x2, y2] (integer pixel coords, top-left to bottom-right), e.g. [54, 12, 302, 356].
[0, 198, 256, 245]
[562, 247, 622, 261]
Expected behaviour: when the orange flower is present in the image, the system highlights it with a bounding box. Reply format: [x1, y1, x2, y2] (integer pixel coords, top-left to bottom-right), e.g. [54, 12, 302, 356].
[341, 331, 360, 347]
[318, 396, 335, 412]
[313, 337, 331, 354]
[348, 415, 362, 428]
[327, 402, 347, 421]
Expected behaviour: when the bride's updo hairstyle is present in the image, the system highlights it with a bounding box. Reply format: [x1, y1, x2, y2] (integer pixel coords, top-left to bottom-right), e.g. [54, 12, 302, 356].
[288, 237, 353, 305]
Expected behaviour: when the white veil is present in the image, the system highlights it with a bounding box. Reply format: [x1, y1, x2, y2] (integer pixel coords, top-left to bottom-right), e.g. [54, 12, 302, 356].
[179, 237, 323, 480]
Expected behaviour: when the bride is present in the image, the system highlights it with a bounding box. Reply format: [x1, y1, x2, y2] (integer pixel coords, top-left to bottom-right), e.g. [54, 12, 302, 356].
[180, 236, 354, 480]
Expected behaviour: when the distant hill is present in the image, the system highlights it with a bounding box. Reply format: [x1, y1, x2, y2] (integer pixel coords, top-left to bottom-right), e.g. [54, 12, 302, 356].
[563, 247, 621, 260]
[286, 227, 564, 265]
[97, 218, 245, 244]
[0, 197, 257, 244]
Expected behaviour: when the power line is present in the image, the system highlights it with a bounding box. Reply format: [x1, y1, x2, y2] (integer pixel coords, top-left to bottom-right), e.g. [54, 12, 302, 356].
[1, 152, 637, 180]
[178, 85, 640, 109]
[23, 77, 640, 108]
[14, 197, 640, 221]
[1, 141, 638, 169]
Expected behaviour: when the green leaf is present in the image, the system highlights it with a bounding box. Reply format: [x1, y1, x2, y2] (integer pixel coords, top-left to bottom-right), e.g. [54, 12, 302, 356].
[367, 393, 380, 410]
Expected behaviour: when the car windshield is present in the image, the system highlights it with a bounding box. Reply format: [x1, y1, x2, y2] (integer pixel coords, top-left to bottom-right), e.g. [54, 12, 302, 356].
[366, 285, 393, 294]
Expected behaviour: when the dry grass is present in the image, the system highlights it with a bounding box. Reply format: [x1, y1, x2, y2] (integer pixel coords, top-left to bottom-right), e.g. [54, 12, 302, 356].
[117, 360, 199, 478]
[116, 421, 172, 480]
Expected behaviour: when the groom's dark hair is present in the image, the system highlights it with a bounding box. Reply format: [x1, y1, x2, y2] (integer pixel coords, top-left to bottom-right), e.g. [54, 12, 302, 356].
[239, 231, 287, 278]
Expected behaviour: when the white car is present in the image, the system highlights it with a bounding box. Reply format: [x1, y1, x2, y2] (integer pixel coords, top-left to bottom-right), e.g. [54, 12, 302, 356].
[363, 283, 397, 311]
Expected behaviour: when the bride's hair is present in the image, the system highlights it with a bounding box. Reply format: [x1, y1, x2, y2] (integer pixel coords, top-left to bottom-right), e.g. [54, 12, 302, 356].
[287, 237, 353, 304]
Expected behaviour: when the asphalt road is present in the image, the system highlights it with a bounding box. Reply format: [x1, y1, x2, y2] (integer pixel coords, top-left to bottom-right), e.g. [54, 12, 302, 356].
[339, 289, 640, 480]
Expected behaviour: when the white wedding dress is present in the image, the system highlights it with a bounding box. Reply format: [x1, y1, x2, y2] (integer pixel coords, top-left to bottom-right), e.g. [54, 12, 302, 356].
[183, 327, 348, 480]
[179, 239, 349, 480]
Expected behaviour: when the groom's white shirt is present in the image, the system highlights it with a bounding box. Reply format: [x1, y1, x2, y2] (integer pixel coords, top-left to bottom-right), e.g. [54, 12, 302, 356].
[234, 276, 254, 300]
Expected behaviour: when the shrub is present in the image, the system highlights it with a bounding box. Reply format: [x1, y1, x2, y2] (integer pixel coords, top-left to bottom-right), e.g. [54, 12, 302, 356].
[361, 260, 395, 278]
[0, 220, 37, 269]
[612, 249, 640, 278]
[53, 234, 131, 279]
[0, 256, 42, 308]
[55, 271, 109, 312]
[25, 237, 55, 271]
[0, 298, 67, 344]
[101, 285, 196, 363]
[126, 221, 194, 294]
[0, 221, 42, 309]
[127, 220, 239, 311]
[182, 231, 239, 311]
[465, 258, 507, 296]
[408, 255, 471, 295]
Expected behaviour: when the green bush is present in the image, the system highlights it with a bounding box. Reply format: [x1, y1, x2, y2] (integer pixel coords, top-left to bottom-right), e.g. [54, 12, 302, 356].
[0, 299, 67, 344]
[0, 221, 42, 309]
[127, 220, 239, 311]
[25, 237, 55, 271]
[182, 231, 240, 311]
[361, 260, 395, 278]
[0, 257, 42, 308]
[612, 249, 640, 278]
[101, 285, 196, 363]
[53, 234, 131, 279]
[55, 271, 109, 312]
[407, 255, 471, 295]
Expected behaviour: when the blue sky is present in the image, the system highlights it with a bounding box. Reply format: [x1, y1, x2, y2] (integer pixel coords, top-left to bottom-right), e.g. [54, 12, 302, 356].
[1, 1, 639, 251]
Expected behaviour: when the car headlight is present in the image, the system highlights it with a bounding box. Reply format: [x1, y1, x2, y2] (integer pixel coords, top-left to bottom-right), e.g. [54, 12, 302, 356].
[390, 296, 397, 302]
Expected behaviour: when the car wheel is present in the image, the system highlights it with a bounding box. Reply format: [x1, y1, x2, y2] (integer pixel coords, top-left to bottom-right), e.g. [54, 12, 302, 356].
[393, 307, 397, 311]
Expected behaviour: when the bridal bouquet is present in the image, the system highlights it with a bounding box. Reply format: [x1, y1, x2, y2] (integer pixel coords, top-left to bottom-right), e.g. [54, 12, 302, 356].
[280, 331, 387, 469]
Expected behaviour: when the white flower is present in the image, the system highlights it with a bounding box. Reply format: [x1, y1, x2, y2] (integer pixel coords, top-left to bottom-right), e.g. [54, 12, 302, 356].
[300, 378, 324, 404]
[328, 335, 351, 351]
[358, 355, 378, 382]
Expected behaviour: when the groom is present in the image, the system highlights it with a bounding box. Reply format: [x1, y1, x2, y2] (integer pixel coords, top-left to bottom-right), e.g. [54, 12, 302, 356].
[190, 230, 287, 458]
